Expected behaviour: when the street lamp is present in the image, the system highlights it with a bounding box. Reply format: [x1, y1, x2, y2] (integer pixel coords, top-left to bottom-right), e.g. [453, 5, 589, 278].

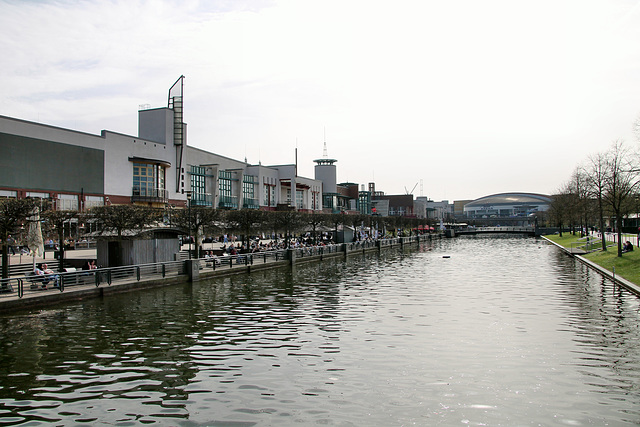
[186, 191, 192, 259]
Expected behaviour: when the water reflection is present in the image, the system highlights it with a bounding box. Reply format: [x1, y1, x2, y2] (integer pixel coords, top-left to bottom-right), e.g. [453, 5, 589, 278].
[0, 236, 638, 425]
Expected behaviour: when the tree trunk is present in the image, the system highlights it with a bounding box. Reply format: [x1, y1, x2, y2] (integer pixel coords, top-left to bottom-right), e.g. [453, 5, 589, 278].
[599, 206, 606, 252]
[1, 244, 8, 279]
[617, 217, 623, 257]
[57, 229, 66, 272]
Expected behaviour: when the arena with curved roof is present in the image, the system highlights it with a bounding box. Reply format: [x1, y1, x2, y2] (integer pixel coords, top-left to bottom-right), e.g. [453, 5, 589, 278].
[464, 192, 551, 219]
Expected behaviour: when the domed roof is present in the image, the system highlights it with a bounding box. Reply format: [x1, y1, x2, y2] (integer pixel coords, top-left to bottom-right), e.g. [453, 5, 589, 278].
[465, 192, 551, 207]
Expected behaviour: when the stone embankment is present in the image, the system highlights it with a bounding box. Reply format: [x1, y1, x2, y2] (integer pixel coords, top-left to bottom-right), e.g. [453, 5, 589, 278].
[542, 236, 640, 297]
[0, 235, 441, 313]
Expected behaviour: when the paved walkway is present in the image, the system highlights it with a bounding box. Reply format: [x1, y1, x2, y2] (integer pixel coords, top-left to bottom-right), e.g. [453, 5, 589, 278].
[3, 249, 97, 267]
[4, 241, 243, 267]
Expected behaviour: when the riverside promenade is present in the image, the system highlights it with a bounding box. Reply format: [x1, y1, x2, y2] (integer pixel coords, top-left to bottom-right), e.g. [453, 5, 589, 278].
[0, 236, 439, 313]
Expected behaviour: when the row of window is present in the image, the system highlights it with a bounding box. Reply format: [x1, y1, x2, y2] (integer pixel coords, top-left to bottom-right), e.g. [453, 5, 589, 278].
[0, 190, 104, 210]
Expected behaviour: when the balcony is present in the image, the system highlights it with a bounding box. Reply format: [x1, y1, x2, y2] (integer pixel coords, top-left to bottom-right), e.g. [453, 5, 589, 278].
[190, 193, 213, 207]
[218, 195, 238, 209]
[243, 198, 260, 209]
[132, 187, 168, 203]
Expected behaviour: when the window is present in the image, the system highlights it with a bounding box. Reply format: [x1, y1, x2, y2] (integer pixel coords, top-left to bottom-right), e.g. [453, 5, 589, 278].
[85, 196, 104, 209]
[296, 190, 304, 209]
[57, 194, 78, 211]
[190, 165, 209, 206]
[263, 184, 276, 207]
[243, 175, 258, 209]
[133, 163, 166, 201]
[26, 192, 49, 199]
[218, 170, 237, 208]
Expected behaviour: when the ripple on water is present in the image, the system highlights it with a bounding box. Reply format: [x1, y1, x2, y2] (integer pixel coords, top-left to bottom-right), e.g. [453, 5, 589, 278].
[0, 237, 638, 425]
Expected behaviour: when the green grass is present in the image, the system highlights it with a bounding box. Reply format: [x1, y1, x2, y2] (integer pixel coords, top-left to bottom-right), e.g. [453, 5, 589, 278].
[544, 233, 640, 285]
[544, 233, 584, 248]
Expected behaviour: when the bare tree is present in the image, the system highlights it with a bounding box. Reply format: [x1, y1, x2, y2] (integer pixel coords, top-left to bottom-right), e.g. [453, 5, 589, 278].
[548, 183, 574, 238]
[225, 209, 266, 248]
[568, 166, 593, 237]
[88, 205, 162, 266]
[302, 211, 329, 245]
[269, 211, 305, 247]
[173, 207, 223, 258]
[0, 198, 40, 278]
[602, 141, 640, 257]
[42, 209, 79, 272]
[584, 152, 609, 251]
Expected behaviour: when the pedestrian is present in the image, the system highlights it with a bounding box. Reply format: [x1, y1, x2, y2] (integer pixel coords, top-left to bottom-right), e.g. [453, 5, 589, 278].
[7, 235, 15, 255]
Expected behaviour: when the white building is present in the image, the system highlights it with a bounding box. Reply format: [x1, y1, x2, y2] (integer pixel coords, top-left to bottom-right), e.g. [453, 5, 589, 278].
[0, 77, 323, 213]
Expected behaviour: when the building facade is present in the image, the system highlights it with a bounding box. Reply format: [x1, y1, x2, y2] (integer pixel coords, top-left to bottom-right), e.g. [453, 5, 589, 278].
[0, 78, 323, 213]
[463, 193, 551, 219]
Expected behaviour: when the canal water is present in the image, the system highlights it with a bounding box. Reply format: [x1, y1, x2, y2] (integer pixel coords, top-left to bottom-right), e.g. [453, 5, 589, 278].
[0, 236, 639, 425]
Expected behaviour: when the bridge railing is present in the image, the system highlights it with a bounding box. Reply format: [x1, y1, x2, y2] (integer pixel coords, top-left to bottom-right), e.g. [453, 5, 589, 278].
[458, 226, 535, 233]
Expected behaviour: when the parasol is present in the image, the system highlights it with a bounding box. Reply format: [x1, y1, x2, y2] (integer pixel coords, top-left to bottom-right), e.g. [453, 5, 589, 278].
[25, 207, 44, 270]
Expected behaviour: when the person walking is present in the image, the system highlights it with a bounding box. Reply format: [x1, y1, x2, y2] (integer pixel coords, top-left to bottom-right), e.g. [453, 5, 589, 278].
[7, 235, 15, 255]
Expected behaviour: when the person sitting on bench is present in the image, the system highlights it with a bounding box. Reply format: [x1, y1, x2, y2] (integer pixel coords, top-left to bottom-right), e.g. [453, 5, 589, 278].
[33, 263, 51, 288]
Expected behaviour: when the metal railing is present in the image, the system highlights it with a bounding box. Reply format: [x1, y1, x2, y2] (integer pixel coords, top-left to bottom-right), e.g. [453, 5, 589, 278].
[575, 232, 639, 252]
[218, 196, 238, 209]
[344, 241, 377, 251]
[292, 244, 342, 258]
[198, 249, 288, 271]
[0, 237, 433, 300]
[0, 261, 185, 299]
[132, 187, 169, 203]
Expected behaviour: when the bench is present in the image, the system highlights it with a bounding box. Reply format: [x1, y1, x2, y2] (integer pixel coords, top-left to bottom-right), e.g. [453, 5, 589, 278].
[24, 272, 54, 289]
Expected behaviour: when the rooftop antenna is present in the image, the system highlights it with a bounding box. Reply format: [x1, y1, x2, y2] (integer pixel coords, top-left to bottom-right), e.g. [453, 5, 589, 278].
[323, 127, 328, 158]
[295, 138, 298, 176]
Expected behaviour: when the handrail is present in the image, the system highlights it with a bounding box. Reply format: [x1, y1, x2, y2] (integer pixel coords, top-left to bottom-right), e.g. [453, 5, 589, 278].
[0, 238, 431, 300]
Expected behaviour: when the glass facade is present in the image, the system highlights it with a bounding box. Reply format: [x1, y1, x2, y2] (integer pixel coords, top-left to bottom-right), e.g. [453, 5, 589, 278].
[218, 170, 237, 208]
[133, 163, 166, 202]
[242, 175, 259, 209]
[190, 166, 210, 206]
[263, 184, 276, 207]
[358, 191, 371, 214]
[296, 190, 304, 209]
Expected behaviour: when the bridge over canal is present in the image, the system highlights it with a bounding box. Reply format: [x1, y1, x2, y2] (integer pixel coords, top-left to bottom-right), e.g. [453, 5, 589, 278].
[454, 226, 537, 237]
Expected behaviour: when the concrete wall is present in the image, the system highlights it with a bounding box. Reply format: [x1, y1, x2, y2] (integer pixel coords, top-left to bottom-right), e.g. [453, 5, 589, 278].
[315, 163, 337, 193]
[138, 108, 172, 144]
[0, 131, 104, 194]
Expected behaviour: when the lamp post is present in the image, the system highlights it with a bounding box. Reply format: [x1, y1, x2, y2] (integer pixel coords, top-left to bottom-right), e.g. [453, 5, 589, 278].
[186, 191, 192, 259]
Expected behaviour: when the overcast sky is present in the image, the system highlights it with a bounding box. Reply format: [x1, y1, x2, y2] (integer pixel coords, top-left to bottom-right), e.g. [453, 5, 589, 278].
[2, 0, 640, 201]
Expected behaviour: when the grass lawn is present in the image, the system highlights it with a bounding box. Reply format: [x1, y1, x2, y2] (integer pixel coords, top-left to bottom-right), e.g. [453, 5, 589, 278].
[544, 233, 640, 285]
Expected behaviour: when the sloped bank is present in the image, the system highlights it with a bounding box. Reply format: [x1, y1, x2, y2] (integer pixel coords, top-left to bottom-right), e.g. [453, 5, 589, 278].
[542, 236, 640, 297]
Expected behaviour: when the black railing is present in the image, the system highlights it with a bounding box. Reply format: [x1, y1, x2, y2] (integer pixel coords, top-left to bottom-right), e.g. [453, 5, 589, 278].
[0, 261, 185, 299]
[131, 187, 169, 203]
